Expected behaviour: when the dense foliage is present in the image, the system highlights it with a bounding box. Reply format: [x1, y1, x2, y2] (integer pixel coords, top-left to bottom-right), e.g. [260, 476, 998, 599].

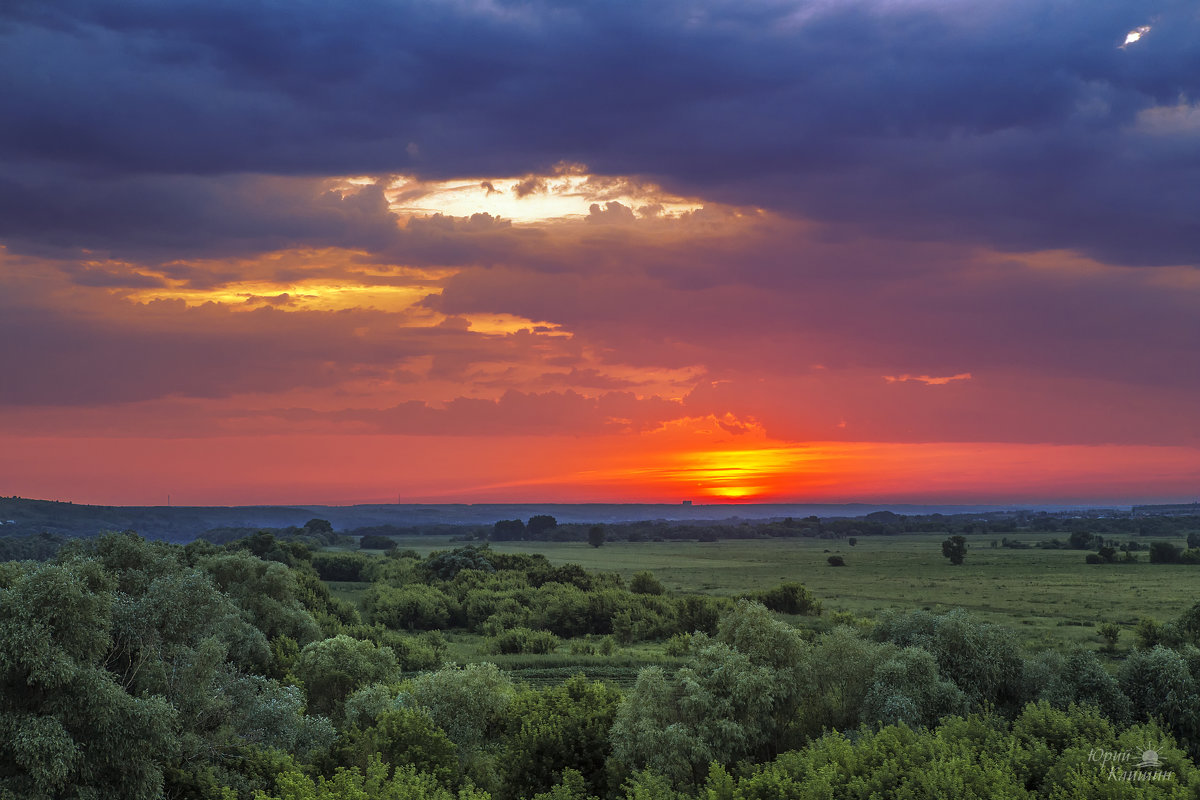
[3, 531, 1200, 799]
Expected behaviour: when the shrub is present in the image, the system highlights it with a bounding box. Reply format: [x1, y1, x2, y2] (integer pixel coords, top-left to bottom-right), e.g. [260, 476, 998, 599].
[424, 545, 495, 580]
[364, 584, 453, 631]
[756, 582, 822, 615]
[1149, 541, 1182, 564]
[674, 595, 721, 636]
[359, 535, 397, 550]
[1135, 617, 1164, 649]
[1097, 622, 1120, 650]
[343, 709, 459, 786]
[338, 624, 439, 671]
[629, 571, 665, 595]
[664, 633, 691, 657]
[310, 552, 370, 582]
[292, 635, 399, 719]
[487, 627, 560, 655]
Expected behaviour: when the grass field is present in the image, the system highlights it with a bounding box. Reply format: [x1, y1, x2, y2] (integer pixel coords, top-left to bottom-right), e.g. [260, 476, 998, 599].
[364, 533, 1200, 653]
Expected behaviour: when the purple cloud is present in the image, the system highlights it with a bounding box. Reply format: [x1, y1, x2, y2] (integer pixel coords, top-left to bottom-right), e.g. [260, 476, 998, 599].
[1, 0, 1198, 264]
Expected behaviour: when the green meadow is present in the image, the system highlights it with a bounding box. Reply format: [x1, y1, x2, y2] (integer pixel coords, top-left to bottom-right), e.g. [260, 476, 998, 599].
[347, 532, 1200, 654]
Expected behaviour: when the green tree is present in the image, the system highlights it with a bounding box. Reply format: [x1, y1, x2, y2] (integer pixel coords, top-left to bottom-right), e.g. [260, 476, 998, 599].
[587, 526, 605, 548]
[311, 552, 371, 582]
[331, 708, 459, 787]
[0, 560, 180, 800]
[408, 663, 514, 753]
[225, 674, 336, 759]
[1173, 600, 1200, 645]
[629, 571, 664, 595]
[942, 535, 968, 565]
[1097, 621, 1120, 651]
[408, 663, 515, 792]
[364, 584, 453, 631]
[201, 552, 322, 645]
[1118, 646, 1200, 747]
[1068, 530, 1095, 550]
[872, 608, 1027, 715]
[503, 676, 621, 799]
[491, 519, 526, 542]
[673, 595, 721, 637]
[304, 518, 334, 535]
[528, 515, 558, 537]
[795, 626, 893, 738]
[1150, 541, 1183, 564]
[755, 582, 821, 615]
[610, 601, 809, 788]
[528, 769, 597, 800]
[1032, 649, 1132, 723]
[1134, 617, 1160, 648]
[255, 756, 489, 800]
[423, 545, 495, 580]
[860, 647, 966, 728]
[293, 635, 398, 719]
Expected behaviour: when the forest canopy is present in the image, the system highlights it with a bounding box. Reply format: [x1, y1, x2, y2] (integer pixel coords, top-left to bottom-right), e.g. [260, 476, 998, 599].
[2, 530, 1199, 798]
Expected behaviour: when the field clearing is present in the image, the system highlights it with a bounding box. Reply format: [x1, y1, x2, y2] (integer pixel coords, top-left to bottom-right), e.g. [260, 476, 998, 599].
[376, 533, 1200, 651]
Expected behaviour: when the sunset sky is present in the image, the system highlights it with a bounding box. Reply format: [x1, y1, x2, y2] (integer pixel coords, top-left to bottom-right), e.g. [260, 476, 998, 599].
[1, 0, 1198, 506]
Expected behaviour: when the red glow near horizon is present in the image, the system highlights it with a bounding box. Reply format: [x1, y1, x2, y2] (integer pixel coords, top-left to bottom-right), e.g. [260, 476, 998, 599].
[3, 431, 1197, 508]
[2, 171, 1198, 507]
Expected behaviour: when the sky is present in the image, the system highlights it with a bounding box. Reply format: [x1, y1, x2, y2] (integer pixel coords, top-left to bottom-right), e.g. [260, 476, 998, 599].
[1, 0, 1198, 506]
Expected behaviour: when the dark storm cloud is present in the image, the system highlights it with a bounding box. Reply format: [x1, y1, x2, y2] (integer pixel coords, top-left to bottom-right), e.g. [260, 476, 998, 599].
[0, 167, 399, 261]
[3, 0, 1199, 264]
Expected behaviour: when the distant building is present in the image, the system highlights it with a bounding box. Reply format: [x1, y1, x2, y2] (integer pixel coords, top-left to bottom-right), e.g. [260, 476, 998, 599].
[1132, 502, 1200, 517]
[682, 500, 693, 506]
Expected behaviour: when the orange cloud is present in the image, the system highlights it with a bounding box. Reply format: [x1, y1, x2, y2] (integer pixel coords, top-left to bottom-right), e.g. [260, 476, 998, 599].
[883, 373, 973, 385]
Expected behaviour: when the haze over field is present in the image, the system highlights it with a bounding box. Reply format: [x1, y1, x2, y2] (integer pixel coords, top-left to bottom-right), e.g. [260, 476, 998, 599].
[2, 0, 1198, 505]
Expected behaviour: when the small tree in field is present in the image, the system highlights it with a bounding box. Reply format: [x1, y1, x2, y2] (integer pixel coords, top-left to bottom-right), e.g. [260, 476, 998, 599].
[1097, 622, 1120, 651]
[942, 535, 967, 566]
[587, 526, 605, 548]
[827, 555, 845, 567]
[1149, 541, 1182, 564]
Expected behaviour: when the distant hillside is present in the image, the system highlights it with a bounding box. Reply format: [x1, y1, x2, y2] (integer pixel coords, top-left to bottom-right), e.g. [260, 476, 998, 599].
[0, 497, 323, 541]
[0, 496, 1084, 542]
